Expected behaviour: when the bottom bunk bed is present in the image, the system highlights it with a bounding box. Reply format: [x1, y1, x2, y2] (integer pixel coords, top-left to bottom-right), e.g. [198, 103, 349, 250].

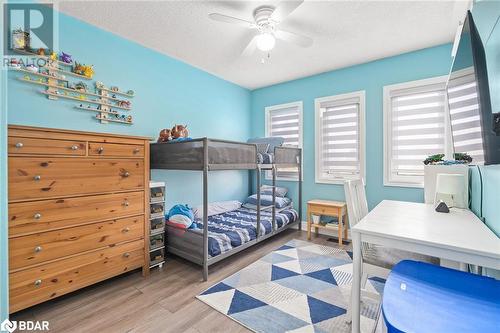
[166, 206, 300, 267]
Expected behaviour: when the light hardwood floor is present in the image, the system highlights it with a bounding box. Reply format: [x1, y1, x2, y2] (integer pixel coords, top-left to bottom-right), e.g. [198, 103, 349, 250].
[12, 230, 351, 333]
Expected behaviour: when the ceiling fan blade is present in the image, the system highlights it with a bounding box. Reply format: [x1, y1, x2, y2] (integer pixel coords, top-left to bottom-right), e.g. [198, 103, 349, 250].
[208, 13, 254, 28]
[270, 0, 304, 23]
[275, 29, 313, 48]
[241, 35, 258, 57]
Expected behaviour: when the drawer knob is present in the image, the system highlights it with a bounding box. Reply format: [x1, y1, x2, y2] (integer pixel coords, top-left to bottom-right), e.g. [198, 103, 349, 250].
[15, 142, 24, 148]
[34, 246, 42, 253]
[97, 147, 104, 153]
[34, 213, 42, 220]
[122, 227, 130, 233]
[123, 201, 130, 207]
[33, 175, 41, 181]
[133, 148, 140, 154]
[71, 145, 79, 151]
[34, 279, 42, 287]
[123, 252, 130, 258]
[122, 171, 130, 178]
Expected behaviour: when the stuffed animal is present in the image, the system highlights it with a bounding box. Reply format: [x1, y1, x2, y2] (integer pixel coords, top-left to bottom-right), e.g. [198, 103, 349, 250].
[157, 128, 172, 143]
[171, 124, 188, 139]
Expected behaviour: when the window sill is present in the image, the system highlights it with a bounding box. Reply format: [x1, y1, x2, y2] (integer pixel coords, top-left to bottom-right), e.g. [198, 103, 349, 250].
[383, 180, 423, 189]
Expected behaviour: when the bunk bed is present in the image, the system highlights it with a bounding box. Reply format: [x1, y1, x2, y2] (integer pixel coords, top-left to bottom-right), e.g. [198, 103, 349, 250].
[150, 138, 302, 281]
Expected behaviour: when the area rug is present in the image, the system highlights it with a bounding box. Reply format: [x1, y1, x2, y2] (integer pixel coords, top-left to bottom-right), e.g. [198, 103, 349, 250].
[197, 239, 385, 333]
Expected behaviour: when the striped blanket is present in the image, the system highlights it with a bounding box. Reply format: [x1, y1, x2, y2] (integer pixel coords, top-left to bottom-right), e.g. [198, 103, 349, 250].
[192, 207, 298, 257]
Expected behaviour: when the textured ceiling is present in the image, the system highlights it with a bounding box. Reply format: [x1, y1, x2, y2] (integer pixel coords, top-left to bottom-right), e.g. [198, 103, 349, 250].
[53, 0, 471, 89]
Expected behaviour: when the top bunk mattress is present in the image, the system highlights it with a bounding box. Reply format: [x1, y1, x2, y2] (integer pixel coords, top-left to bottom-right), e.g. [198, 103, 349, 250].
[168, 207, 298, 258]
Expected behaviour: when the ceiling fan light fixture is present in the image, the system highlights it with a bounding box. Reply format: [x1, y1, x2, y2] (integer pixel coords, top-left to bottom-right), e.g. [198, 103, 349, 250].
[256, 32, 276, 52]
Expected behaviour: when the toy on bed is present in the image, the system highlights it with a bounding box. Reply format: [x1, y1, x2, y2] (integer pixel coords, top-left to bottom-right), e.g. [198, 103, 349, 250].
[166, 204, 195, 230]
[156, 124, 192, 143]
[157, 128, 172, 143]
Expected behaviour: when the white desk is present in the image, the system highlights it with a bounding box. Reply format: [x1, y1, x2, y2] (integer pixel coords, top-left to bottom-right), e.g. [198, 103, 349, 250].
[350, 200, 500, 333]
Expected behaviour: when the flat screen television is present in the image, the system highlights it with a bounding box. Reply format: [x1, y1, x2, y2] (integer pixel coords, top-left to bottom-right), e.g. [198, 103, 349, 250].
[446, 11, 500, 165]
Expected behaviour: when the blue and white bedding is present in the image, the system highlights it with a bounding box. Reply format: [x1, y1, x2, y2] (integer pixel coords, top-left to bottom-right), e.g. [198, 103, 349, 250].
[257, 152, 274, 164]
[191, 207, 298, 258]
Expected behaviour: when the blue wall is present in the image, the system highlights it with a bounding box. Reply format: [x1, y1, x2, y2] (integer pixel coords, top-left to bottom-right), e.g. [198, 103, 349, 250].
[7, 12, 252, 208]
[250, 44, 453, 210]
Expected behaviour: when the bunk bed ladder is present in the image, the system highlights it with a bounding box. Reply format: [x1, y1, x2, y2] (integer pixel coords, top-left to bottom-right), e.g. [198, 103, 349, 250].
[202, 138, 209, 281]
[298, 154, 302, 231]
[272, 164, 277, 231]
[256, 165, 261, 240]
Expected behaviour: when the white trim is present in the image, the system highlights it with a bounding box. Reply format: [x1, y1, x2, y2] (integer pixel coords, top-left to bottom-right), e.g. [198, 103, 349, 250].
[314, 91, 366, 185]
[383, 75, 449, 188]
[264, 101, 303, 181]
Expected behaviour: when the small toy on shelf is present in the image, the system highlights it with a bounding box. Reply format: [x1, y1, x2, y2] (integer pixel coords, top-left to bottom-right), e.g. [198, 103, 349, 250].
[157, 129, 172, 142]
[95, 81, 104, 89]
[73, 62, 94, 78]
[75, 81, 88, 92]
[50, 52, 57, 61]
[60, 52, 72, 64]
[171, 124, 189, 139]
[37, 48, 47, 56]
[23, 74, 30, 80]
[126, 115, 132, 123]
[78, 94, 86, 100]
[26, 64, 38, 73]
[9, 59, 21, 69]
[117, 100, 131, 108]
[127, 90, 134, 96]
[11, 28, 29, 50]
[111, 86, 119, 92]
[112, 94, 116, 98]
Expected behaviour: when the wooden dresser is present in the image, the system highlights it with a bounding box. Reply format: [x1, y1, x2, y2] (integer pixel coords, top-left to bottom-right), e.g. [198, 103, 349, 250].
[7, 125, 150, 313]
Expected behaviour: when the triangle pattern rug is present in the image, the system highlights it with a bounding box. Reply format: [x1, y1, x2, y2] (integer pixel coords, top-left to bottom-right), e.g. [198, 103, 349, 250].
[197, 239, 384, 333]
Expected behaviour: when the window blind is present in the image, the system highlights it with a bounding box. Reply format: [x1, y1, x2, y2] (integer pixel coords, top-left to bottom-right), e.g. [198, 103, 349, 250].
[318, 97, 361, 181]
[388, 83, 446, 182]
[266, 104, 302, 179]
[447, 70, 485, 164]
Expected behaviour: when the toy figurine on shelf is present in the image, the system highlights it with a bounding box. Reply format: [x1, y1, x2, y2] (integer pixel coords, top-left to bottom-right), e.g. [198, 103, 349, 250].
[73, 62, 94, 78]
[9, 59, 21, 69]
[95, 81, 104, 89]
[50, 52, 57, 61]
[37, 48, 46, 56]
[60, 52, 72, 64]
[12, 28, 29, 50]
[127, 90, 134, 96]
[26, 64, 38, 73]
[117, 100, 131, 108]
[78, 95, 86, 100]
[23, 74, 30, 80]
[110, 86, 119, 92]
[126, 115, 132, 123]
[75, 81, 88, 92]
[112, 94, 116, 98]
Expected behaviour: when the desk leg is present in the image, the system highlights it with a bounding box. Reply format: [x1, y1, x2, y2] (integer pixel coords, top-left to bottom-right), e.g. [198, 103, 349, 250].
[352, 232, 361, 333]
[343, 209, 349, 240]
[307, 211, 311, 240]
[338, 208, 343, 246]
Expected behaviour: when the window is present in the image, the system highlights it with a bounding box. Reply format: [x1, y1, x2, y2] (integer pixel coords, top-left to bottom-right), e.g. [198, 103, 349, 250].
[384, 76, 448, 187]
[265, 101, 303, 180]
[447, 67, 485, 164]
[315, 91, 365, 184]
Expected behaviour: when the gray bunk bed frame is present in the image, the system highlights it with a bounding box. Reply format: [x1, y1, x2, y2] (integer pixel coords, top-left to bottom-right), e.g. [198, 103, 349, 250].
[150, 138, 302, 281]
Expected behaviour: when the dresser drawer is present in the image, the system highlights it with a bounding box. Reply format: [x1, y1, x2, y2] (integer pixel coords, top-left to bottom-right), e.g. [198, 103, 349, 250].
[9, 157, 144, 201]
[9, 239, 144, 313]
[88, 142, 144, 158]
[8, 137, 86, 156]
[9, 192, 145, 237]
[9, 216, 144, 270]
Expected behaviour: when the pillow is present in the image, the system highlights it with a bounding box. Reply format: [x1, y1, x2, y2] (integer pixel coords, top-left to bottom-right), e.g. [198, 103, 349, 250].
[167, 204, 194, 229]
[260, 185, 288, 197]
[242, 202, 273, 211]
[245, 194, 291, 209]
[192, 200, 242, 219]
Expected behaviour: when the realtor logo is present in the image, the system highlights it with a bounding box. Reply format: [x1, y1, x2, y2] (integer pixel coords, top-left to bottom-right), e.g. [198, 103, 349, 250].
[0, 319, 17, 333]
[3, 3, 54, 55]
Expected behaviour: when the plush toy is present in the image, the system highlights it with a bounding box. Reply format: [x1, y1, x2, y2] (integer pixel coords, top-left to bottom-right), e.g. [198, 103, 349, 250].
[157, 128, 172, 143]
[171, 124, 188, 139]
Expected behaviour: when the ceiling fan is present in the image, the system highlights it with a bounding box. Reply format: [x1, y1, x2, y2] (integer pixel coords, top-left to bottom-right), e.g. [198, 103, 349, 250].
[208, 0, 313, 56]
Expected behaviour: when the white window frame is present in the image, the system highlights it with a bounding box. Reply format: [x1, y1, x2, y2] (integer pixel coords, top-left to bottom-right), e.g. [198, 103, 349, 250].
[314, 91, 366, 185]
[264, 101, 303, 181]
[383, 75, 449, 188]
